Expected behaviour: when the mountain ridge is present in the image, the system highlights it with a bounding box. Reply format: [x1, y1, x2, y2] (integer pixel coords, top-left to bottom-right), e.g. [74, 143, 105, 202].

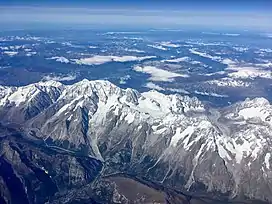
[0, 79, 272, 203]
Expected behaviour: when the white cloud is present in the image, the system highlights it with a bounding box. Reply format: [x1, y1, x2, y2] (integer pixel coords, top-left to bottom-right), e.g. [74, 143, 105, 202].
[201, 32, 240, 37]
[145, 82, 190, 94]
[145, 82, 165, 91]
[186, 41, 223, 46]
[228, 67, 272, 79]
[42, 74, 76, 82]
[190, 60, 203, 65]
[222, 58, 272, 79]
[103, 31, 143, 35]
[124, 48, 145, 53]
[119, 75, 131, 84]
[24, 48, 32, 52]
[222, 33, 240, 36]
[0, 46, 9, 50]
[74, 55, 156, 65]
[194, 91, 228, 98]
[160, 41, 181, 48]
[202, 32, 221, 35]
[4, 51, 18, 56]
[168, 88, 190, 94]
[206, 78, 251, 87]
[204, 71, 226, 76]
[148, 44, 168, 51]
[89, 45, 98, 49]
[48, 56, 69, 63]
[26, 51, 37, 57]
[258, 48, 272, 53]
[233, 47, 249, 52]
[133, 65, 189, 82]
[189, 48, 221, 61]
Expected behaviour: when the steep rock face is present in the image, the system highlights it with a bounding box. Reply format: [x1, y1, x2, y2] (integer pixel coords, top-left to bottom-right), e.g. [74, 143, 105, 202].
[0, 134, 103, 204]
[0, 79, 272, 202]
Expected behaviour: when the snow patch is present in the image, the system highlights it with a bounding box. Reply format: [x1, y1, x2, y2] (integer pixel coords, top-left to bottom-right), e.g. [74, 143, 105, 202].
[265, 153, 270, 169]
[170, 126, 195, 147]
[239, 107, 270, 121]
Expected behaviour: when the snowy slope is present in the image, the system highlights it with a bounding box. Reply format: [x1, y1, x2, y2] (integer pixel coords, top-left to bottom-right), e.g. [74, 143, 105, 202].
[0, 79, 272, 202]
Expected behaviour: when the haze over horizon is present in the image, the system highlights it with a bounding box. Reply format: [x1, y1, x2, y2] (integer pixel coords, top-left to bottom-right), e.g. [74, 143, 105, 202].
[0, 0, 271, 31]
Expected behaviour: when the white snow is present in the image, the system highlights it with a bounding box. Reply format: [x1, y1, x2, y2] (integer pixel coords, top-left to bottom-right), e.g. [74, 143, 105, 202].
[170, 126, 195, 147]
[54, 97, 82, 117]
[137, 96, 166, 118]
[170, 120, 211, 148]
[2, 78, 272, 173]
[265, 153, 270, 169]
[217, 144, 232, 160]
[8, 86, 40, 106]
[239, 107, 270, 121]
[74, 55, 156, 65]
[133, 65, 189, 82]
[124, 112, 136, 124]
[216, 126, 267, 164]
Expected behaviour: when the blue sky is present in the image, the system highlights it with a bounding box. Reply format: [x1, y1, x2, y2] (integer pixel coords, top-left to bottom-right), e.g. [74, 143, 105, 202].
[0, 0, 271, 30]
[1, 0, 271, 10]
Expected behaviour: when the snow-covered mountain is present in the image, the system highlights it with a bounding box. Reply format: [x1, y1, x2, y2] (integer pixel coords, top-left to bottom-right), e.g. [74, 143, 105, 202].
[0, 79, 272, 203]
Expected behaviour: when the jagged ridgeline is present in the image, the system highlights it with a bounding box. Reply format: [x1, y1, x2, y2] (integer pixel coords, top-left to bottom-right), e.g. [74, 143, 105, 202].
[0, 79, 271, 203]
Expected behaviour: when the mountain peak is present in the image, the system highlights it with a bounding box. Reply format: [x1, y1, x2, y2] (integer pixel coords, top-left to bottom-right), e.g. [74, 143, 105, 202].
[1, 80, 272, 202]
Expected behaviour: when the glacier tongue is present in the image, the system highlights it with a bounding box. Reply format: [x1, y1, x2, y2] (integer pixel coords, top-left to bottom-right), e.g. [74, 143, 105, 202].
[0, 79, 272, 202]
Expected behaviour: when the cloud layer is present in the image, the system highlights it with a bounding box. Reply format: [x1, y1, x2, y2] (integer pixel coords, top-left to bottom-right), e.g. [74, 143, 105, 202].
[133, 65, 189, 82]
[74, 55, 156, 65]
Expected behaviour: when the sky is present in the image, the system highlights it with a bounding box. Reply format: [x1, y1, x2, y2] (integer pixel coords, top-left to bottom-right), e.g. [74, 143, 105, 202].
[0, 0, 271, 30]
